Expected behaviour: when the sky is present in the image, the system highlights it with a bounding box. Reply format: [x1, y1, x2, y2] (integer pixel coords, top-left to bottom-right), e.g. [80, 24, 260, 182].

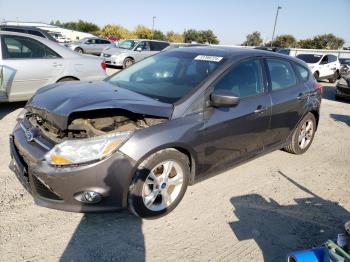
[1, 0, 349, 46]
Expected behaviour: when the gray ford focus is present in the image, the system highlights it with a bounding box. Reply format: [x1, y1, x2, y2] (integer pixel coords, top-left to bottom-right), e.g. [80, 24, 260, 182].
[9, 47, 322, 218]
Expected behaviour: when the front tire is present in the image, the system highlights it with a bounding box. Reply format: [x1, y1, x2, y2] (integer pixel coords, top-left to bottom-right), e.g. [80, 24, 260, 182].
[75, 47, 84, 54]
[284, 113, 316, 155]
[128, 149, 190, 219]
[123, 57, 134, 69]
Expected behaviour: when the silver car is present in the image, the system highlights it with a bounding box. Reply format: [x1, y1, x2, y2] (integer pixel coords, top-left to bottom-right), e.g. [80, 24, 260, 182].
[101, 39, 169, 68]
[0, 32, 108, 102]
[65, 37, 115, 55]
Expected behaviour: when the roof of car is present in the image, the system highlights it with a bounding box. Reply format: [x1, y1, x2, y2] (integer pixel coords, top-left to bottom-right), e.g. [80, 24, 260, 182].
[165, 45, 307, 65]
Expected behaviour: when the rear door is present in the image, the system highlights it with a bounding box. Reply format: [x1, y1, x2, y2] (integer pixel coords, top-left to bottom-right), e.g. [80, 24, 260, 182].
[202, 58, 271, 174]
[264, 58, 309, 148]
[1, 34, 65, 101]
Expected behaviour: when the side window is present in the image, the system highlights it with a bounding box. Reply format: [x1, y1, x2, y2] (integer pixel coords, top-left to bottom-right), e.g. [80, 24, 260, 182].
[150, 42, 169, 51]
[102, 40, 111, 44]
[267, 59, 297, 90]
[28, 30, 45, 38]
[321, 55, 328, 64]
[328, 55, 337, 63]
[1, 35, 60, 59]
[295, 64, 309, 82]
[136, 41, 151, 51]
[86, 39, 96, 44]
[214, 59, 264, 98]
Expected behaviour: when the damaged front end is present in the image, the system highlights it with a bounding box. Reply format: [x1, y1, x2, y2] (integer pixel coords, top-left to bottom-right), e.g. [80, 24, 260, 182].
[26, 109, 167, 143]
[23, 109, 167, 166]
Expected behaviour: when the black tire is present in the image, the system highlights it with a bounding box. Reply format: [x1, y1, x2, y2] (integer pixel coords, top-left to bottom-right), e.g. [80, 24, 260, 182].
[313, 72, 320, 82]
[128, 149, 190, 219]
[284, 113, 317, 155]
[335, 94, 341, 101]
[123, 57, 134, 69]
[57, 77, 78, 82]
[75, 47, 84, 54]
[329, 71, 339, 83]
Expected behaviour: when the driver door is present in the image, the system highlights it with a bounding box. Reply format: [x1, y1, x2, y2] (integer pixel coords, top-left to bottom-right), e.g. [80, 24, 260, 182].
[202, 58, 271, 175]
[133, 41, 152, 62]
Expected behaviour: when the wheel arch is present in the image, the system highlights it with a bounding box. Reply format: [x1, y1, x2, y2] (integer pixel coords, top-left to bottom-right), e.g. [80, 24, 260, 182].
[122, 143, 198, 207]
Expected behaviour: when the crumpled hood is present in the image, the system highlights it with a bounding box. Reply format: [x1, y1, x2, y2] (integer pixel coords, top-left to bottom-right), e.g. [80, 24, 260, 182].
[103, 47, 129, 55]
[26, 81, 173, 130]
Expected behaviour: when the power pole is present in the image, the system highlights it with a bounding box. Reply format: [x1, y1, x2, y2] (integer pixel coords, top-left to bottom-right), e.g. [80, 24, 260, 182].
[271, 6, 282, 46]
[152, 16, 156, 39]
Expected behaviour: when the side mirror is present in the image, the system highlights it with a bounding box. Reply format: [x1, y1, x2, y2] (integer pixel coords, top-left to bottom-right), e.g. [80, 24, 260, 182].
[136, 47, 142, 52]
[210, 90, 240, 108]
[320, 60, 327, 65]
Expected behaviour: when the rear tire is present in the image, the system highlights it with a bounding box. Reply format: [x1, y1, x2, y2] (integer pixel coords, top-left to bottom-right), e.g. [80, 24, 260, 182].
[123, 57, 134, 69]
[313, 72, 320, 82]
[128, 149, 190, 219]
[284, 113, 316, 155]
[328, 71, 339, 83]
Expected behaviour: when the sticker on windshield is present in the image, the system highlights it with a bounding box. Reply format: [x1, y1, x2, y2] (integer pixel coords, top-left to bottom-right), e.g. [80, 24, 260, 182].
[194, 55, 223, 62]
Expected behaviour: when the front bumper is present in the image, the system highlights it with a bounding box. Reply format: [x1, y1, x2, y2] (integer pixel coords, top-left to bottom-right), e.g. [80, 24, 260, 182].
[9, 122, 137, 213]
[336, 83, 350, 98]
[103, 55, 124, 66]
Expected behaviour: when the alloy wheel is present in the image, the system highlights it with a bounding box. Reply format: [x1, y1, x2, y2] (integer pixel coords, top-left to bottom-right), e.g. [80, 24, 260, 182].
[298, 120, 314, 149]
[142, 160, 184, 212]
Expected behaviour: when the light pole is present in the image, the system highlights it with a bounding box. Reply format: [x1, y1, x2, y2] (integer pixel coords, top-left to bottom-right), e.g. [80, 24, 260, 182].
[152, 16, 156, 39]
[271, 6, 282, 46]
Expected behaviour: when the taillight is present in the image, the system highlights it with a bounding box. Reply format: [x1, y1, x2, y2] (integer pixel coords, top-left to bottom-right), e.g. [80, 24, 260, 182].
[101, 62, 107, 71]
[314, 82, 323, 94]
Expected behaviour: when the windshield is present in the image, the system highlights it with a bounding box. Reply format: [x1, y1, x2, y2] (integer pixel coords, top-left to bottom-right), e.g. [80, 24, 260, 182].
[297, 54, 322, 63]
[117, 40, 138, 50]
[340, 58, 350, 65]
[108, 51, 225, 103]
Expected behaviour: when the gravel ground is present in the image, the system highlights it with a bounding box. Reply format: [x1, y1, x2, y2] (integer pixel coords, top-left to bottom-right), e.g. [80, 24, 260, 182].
[0, 81, 349, 262]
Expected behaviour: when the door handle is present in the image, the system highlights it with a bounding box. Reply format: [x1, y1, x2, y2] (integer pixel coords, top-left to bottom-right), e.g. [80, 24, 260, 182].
[297, 93, 308, 100]
[254, 105, 267, 114]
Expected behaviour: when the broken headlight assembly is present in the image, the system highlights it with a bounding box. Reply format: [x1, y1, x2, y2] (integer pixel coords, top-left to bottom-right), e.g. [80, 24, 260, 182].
[45, 131, 133, 166]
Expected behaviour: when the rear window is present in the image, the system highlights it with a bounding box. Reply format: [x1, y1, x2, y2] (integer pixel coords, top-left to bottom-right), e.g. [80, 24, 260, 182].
[295, 64, 309, 82]
[267, 59, 297, 90]
[296, 54, 322, 63]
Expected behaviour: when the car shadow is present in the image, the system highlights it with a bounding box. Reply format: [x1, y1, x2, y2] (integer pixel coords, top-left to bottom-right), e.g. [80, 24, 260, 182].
[0, 101, 26, 120]
[60, 156, 145, 262]
[60, 212, 144, 262]
[322, 84, 350, 104]
[229, 171, 349, 262]
[330, 113, 350, 127]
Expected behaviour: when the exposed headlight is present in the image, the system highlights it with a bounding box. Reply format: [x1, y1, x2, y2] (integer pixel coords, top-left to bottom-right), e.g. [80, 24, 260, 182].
[45, 131, 132, 166]
[16, 109, 27, 121]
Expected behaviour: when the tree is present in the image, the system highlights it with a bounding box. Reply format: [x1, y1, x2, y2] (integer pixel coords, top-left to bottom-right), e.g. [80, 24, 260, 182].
[60, 20, 100, 33]
[199, 30, 219, 44]
[297, 38, 315, 49]
[153, 30, 166, 41]
[168, 32, 184, 43]
[134, 25, 153, 39]
[166, 31, 184, 43]
[183, 29, 199, 43]
[242, 31, 263, 46]
[297, 34, 345, 49]
[312, 34, 344, 49]
[101, 24, 134, 39]
[267, 34, 297, 48]
[183, 29, 219, 44]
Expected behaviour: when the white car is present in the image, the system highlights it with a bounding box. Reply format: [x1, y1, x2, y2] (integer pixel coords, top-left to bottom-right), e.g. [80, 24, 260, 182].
[296, 54, 340, 83]
[101, 39, 169, 68]
[0, 31, 108, 102]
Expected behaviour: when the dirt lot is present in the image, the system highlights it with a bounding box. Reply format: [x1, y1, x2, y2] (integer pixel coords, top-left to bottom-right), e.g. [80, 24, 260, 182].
[0, 82, 349, 262]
